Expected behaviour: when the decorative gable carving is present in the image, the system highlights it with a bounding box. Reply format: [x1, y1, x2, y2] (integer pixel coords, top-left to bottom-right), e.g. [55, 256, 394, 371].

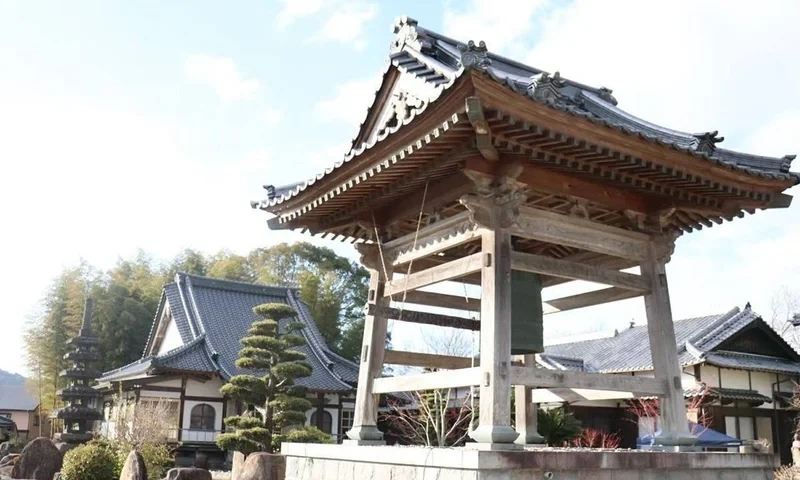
[375, 90, 426, 139]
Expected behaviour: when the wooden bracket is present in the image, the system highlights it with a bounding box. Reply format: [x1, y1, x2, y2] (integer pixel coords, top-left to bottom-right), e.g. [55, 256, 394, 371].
[465, 96, 499, 161]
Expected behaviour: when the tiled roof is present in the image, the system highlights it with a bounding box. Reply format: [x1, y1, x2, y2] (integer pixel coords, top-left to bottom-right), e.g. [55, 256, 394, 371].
[100, 273, 358, 393]
[543, 306, 800, 374]
[686, 386, 772, 404]
[0, 385, 38, 411]
[254, 16, 798, 211]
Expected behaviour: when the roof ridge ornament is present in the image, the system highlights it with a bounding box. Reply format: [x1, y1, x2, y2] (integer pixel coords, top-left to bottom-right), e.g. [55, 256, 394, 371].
[391, 15, 433, 54]
[458, 40, 491, 71]
[693, 130, 725, 155]
[597, 87, 618, 106]
[781, 154, 796, 173]
[528, 71, 566, 104]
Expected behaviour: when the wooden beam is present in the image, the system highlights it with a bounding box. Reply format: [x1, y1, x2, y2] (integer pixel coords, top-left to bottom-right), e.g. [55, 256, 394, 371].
[512, 206, 650, 261]
[383, 350, 476, 370]
[378, 173, 474, 227]
[372, 367, 482, 394]
[383, 211, 485, 267]
[512, 251, 650, 292]
[544, 286, 645, 314]
[510, 367, 666, 396]
[466, 96, 499, 161]
[384, 252, 483, 297]
[367, 304, 480, 331]
[465, 157, 651, 213]
[400, 290, 481, 312]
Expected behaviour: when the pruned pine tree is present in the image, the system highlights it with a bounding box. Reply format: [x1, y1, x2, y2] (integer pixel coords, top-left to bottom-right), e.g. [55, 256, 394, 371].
[217, 303, 315, 455]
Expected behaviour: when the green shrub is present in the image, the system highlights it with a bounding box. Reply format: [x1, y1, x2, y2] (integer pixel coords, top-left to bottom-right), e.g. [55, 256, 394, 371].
[276, 425, 333, 450]
[537, 407, 583, 447]
[138, 443, 174, 480]
[61, 442, 118, 480]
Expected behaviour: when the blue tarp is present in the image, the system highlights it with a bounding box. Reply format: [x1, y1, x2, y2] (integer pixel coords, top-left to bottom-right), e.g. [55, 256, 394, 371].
[637, 422, 742, 447]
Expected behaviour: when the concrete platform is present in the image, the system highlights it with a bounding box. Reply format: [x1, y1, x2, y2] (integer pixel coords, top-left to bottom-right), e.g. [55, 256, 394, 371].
[282, 443, 777, 479]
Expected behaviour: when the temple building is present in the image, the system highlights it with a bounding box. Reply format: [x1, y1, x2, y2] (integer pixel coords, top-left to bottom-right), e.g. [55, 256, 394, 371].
[252, 15, 797, 477]
[95, 273, 359, 466]
[540, 305, 800, 462]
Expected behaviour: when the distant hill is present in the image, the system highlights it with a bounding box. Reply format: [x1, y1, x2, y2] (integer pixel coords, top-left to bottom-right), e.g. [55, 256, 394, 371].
[0, 370, 25, 385]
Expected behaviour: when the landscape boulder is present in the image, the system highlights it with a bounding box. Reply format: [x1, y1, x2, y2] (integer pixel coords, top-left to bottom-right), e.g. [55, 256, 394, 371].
[165, 467, 212, 480]
[239, 453, 285, 480]
[231, 452, 245, 480]
[14, 437, 62, 480]
[120, 450, 147, 480]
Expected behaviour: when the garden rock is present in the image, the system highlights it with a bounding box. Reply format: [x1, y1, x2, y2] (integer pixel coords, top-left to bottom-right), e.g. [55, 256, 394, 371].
[165, 467, 212, 480]
[231, 452, 245, 480]
[53, 443, 77, 456]
[14, 437, 62, 480]
[239, 453, 285, 480]
[120, 450, 147, 480]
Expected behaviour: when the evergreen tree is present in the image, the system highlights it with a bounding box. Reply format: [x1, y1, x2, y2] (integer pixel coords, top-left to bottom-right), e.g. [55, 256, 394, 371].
[217, 303, 314, 454]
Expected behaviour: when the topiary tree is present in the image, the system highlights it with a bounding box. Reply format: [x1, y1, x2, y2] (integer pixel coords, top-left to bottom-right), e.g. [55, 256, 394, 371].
[217, 303, 314, 454]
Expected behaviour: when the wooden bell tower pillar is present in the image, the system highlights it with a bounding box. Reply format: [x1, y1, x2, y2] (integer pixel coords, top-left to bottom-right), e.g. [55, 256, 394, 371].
[345, 244, 392, 444]
[460, 183, 524, 445]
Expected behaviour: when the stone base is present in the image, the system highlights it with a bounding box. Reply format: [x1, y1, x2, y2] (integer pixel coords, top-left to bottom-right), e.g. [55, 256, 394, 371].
[342, 439, 385, 446]
[463, 442, 523, 451]
[282, 443, 778, 480]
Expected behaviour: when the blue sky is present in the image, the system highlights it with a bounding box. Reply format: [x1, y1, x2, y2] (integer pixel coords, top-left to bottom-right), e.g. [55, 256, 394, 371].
[2, 1, 800, 376]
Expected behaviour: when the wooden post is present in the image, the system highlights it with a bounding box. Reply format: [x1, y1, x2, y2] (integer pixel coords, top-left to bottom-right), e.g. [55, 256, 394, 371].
[514, 354, 543, 444]
[641, 237, 693, 446]
[461, 184, 524, 446]
[345, 245, 392, 444]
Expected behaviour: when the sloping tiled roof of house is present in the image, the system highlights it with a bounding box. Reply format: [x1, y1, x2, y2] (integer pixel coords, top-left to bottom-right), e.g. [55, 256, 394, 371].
[0, 385, 38, 412]
[542, 305, 800, 375]
[99, 273, 359, 393]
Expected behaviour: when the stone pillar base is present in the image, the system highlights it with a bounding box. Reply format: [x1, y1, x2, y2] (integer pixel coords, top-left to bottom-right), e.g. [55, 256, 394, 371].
[345, 425, 383, 442]
[468, 425, 519, 444]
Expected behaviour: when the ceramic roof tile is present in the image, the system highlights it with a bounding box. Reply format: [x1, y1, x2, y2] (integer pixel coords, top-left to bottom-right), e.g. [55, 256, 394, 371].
[0, 385, 38, 411]
[253, 17, 797, 212]
[101, 273, 358, 393]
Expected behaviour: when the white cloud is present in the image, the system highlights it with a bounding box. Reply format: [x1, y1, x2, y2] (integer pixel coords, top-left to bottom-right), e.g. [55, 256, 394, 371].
[308, 3, 378, 50]
[275, 0, 325, 29]
[263, 107, 282, 127]
[184, 54, 261, 103]
[443, 0, 548, 57]
[312, 75, 377, 129]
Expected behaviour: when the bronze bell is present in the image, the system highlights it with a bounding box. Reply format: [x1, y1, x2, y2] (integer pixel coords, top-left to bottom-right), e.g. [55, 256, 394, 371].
[510, 269, 544, 355]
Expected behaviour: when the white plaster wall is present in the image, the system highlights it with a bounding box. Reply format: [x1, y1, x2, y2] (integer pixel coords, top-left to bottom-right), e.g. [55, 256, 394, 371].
[185, 377, 224, 398]
[719, 368, 749, 389]
[749, 371, 775, 409]
[146, 378, 183, 388]
[140, 390, 181, 399]
[701, 364, 720, 388]
[157, 317, 183, 355]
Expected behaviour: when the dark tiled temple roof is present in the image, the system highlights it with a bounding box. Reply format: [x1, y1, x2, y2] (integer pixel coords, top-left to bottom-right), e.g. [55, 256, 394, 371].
[543, 305, 800, 374]
[254, 16, 798, 210]
[99, 273, 358, 393]
[686, 386, 772, 405]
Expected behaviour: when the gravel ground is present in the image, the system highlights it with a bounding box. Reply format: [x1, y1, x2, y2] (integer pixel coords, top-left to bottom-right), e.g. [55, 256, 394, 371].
[211, 471, 231, 480]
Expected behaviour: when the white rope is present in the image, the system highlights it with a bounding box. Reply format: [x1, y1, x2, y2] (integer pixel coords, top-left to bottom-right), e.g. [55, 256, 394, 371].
[397, 180, 429, 322]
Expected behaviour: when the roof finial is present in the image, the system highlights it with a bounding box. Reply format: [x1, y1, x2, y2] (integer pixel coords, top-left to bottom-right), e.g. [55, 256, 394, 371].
[597, 87, 618, 106]
[80, 298, 94, 336]
[458, 40, 491, 71]
[629, 319, 636, 329]
[781, 154, 796, 173]
[745, 301, 751, 310]
[694, 131, 725, 155]
[391, 16, 431, 53]
[529, 71, 567, 104]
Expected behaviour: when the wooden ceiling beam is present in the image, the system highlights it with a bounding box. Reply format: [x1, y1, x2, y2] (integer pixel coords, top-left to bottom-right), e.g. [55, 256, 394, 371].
[464, 156, 653, 213]
[375, 172, 475, 227]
